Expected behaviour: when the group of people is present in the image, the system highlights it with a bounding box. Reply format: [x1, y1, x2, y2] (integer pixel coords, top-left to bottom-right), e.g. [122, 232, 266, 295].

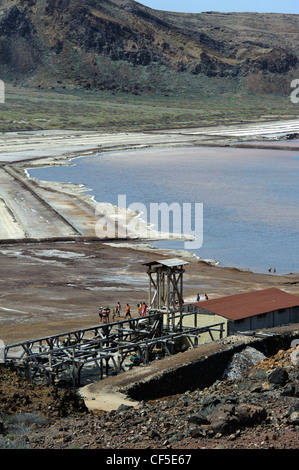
[196, 293, 209, 302]
[137, 302, 148, 316]
[98, 301, 148, 323]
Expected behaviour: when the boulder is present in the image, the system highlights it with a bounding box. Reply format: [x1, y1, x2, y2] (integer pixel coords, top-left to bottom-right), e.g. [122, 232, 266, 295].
[268, 367, 289, 386]
[201, 394, 221, 408]
[288, 412, 299, 425]
[207, 410, 239, 435]
[235, 403, 267, 426]
[187, 412, 209, 426]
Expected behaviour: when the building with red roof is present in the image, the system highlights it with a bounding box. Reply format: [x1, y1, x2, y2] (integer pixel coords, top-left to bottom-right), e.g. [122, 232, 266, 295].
[187, 288, 299, 335]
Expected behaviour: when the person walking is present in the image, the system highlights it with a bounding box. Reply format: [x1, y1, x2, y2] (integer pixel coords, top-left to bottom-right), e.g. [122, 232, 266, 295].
[142, 302, 147, 316]
[125, 303, 131, 318]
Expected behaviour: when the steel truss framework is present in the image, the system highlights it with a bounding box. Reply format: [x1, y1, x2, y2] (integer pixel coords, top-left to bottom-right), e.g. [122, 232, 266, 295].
[4, 312, 225, 387]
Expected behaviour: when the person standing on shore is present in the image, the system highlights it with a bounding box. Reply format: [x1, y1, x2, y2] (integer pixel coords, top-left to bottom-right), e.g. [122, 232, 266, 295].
[116, 302, 121, 317]
[98, 307, 103, 323]
[102, 306, 110, 323]
[142, 302, 147, 316]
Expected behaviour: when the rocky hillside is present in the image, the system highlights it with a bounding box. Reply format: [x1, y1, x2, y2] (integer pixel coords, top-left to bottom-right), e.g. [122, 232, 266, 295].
[0, 345, 298, 449]
[0, 0, 298, 94]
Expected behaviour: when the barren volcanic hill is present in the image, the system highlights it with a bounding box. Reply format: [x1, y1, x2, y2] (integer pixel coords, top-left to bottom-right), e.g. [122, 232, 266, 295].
[0, 0, 298, 94]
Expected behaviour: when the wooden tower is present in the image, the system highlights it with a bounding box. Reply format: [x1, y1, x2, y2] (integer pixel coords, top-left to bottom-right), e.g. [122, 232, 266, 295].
[143, 258, 189, 328]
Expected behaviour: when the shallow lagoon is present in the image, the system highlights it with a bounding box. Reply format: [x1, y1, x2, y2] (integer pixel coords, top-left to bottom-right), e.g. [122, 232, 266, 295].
[29, 146, 299, 274]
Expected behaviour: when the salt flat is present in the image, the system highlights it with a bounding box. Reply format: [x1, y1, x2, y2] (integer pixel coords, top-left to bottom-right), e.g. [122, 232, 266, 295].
[0, 119, 298, 241]
[0, 118, 299, 164]
[161, 119, 299, 137]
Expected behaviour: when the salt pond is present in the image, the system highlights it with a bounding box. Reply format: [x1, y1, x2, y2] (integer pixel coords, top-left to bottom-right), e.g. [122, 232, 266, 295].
[28, 146, 299, 274]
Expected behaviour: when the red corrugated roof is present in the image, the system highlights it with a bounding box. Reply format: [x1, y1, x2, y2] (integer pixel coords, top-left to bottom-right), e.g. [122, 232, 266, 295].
[190, 288, 299, 321]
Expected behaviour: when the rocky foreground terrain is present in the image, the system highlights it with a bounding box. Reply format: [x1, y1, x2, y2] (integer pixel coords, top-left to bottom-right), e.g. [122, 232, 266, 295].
[0, 346, 298, 450]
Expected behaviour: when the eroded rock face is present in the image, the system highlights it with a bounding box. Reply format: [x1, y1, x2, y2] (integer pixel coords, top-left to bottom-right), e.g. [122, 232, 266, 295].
[0, 0, 297, 92]
[0, 6, 34, 38]
[244, 48, 298, 74]
[0, 6, 41, 74]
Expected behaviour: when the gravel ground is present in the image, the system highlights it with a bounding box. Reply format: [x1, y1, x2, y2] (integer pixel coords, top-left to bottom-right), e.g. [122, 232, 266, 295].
[0, 347, 298, 452]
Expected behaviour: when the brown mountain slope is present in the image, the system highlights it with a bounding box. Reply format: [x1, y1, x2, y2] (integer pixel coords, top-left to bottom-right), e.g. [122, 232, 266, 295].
[0, 0, 298, 94]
